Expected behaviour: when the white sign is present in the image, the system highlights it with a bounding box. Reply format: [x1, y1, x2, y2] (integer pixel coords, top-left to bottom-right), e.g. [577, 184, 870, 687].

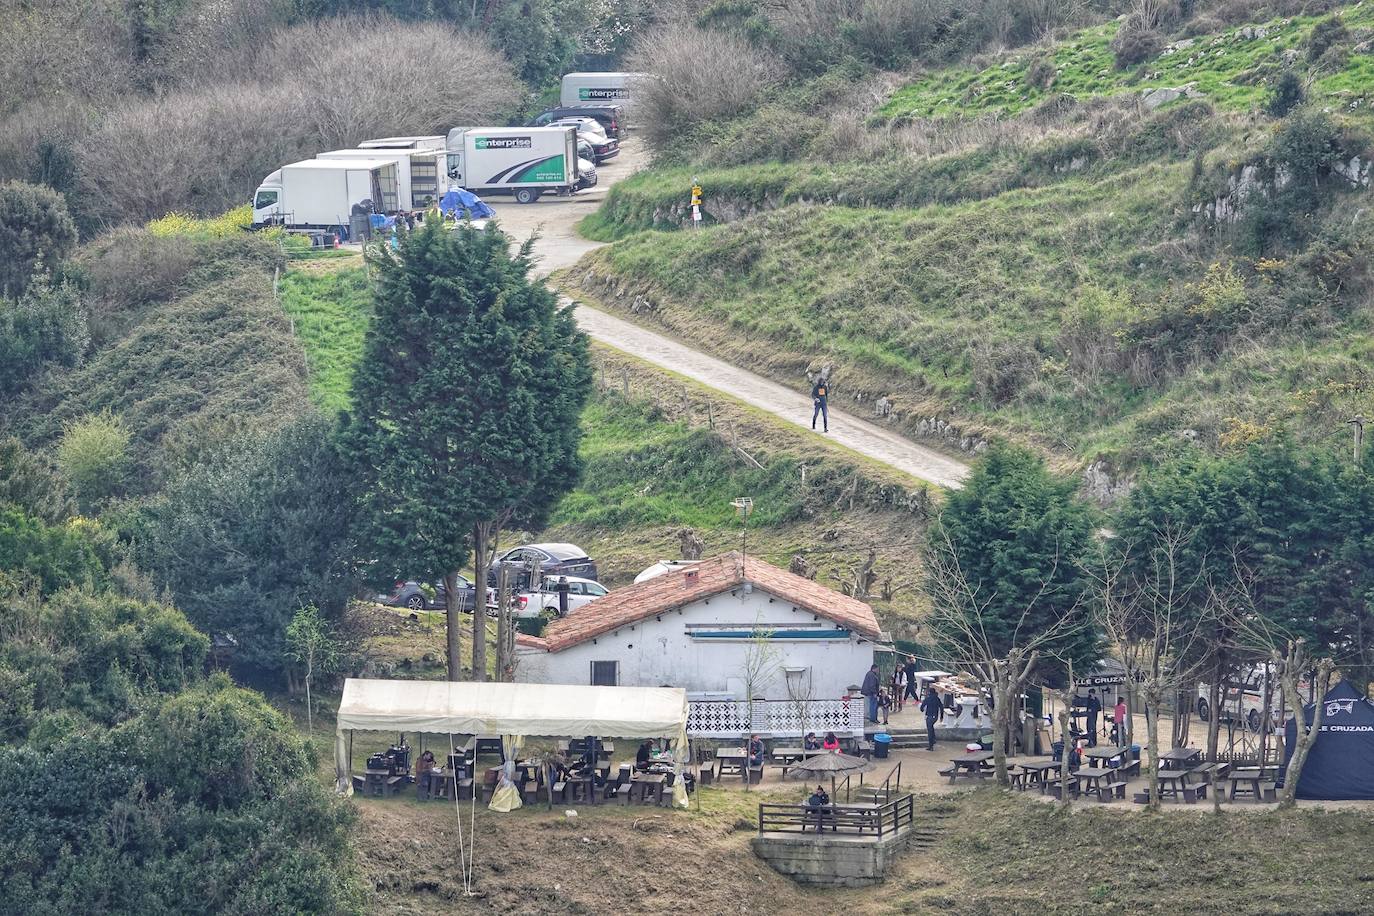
[692, 204, 701, 222]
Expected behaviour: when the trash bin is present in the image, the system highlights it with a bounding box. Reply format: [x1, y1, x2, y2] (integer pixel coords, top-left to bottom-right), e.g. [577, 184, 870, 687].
[873, 733, 891, 759]
[979, 733, 994, 751]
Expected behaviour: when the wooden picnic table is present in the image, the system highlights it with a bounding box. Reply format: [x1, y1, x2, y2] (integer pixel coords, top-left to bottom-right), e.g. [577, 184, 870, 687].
[363, 767, 391, 796]
[1160, 747, 1202, 770]
[1226, 767, 1272, 802]
[771, 747, 807, 765]
[1017, 759, 1061, 790]
[630, 773, 666, 805]
[1072, 766, 1119, 794]
[1083, 746, 1129, 763]
[716, 747, 747, 774]
[1154, 771, 1193, 801]
[945, 751, 994, 783]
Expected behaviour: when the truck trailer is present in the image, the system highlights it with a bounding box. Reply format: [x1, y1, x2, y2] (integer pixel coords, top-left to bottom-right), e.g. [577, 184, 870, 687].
[251, 159, 399, 231]
[560, 72, 644, 114]
[446, 127, 581, 204]
[316, 147, 448, 210]
[358, 135, 446, 150]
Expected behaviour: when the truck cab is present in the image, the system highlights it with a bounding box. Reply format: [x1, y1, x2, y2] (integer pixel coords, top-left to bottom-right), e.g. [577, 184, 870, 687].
[252, 170, 284, 227]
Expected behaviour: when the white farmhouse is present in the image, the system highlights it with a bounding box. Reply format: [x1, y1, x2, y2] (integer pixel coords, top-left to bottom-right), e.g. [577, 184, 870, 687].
[514, 553, 883, 705]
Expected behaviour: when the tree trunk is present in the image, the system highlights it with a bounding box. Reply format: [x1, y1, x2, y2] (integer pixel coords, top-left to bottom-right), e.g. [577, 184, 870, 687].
[1205, 669, 1222, 762]
[471, 521, 493, 681]
[1145, 684, 1163, 812]
[1258, 663, 1273, 771]
[495, 564, 510, 681]
[1056, 690, 1073, 810]
[304, 652, 314, 736]
[443, 570, 464, 681]
[990, 674, 1011, 786]
[1278, 653, 1334, 809]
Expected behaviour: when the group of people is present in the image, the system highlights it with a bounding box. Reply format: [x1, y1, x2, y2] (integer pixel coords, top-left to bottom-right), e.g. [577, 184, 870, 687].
[802, 731, 843, 752]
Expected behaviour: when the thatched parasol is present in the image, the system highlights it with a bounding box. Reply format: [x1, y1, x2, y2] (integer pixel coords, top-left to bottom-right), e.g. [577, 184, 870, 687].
[786, 752, 875, 799]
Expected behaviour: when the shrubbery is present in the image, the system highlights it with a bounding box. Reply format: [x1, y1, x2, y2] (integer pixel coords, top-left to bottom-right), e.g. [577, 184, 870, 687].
[0, 277, 89, 398]
[0, 180, 78, 298]
[57, 412, 132, 514]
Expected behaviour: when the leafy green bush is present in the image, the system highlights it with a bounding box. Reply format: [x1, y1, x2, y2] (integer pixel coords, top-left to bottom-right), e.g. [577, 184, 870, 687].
[0, 438, 72, 522]
[0, 180, 77, 298]
[0, 276, 88, 397]
[131, 412, 357, 675]
[57, 411, 131, 514]
[1266, 70, 1305, 117]
[0, 507, 107, 594]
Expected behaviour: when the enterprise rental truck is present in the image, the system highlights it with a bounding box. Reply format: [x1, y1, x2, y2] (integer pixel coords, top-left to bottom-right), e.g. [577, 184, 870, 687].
[446, 126, 580, 204]
[251, 158, 399, 231]
[560, 72, 643, 114]
[316, 147, 448, 210]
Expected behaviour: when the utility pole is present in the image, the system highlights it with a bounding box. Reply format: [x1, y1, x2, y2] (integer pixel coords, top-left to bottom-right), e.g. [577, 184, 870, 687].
[732, 497, 753, 562]
[1349, 415, 1366, 468]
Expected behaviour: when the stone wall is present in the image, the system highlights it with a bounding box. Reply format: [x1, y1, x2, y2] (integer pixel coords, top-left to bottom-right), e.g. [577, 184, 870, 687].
[751, 829, 911, 887]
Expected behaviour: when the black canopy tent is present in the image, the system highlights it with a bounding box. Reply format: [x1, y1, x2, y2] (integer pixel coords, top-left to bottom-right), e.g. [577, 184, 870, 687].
[1283, 680, 1374, 800]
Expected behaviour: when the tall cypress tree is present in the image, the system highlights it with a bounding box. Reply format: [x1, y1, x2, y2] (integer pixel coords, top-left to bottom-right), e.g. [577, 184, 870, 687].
[343, 221, 591, 680]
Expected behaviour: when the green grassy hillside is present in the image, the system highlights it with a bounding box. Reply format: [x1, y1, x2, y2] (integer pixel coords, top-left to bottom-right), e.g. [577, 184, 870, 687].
[278, 258, 931, 627]
[573, 4, 1374, 474]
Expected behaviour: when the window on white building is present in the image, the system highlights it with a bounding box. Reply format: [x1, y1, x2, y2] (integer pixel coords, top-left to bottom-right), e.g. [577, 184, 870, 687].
[590, 660, 618, 686]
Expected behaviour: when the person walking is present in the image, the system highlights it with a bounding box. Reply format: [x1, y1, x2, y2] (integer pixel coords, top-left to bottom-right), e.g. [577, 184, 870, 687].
[811, 377, 829, 432]
[921, 685, 944, 751]
[860, 663, 881, 723]
[903, 657, 920, 702]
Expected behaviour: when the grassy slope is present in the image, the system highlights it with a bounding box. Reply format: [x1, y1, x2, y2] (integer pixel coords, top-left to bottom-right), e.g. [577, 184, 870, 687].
[572, 5, 1374, 470]
[880, 5, 1374, 121]
[278, 259, 370, 414]
[281, 261, 933, 631]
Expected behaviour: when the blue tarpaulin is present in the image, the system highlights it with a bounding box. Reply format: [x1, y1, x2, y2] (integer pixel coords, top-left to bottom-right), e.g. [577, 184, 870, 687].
[369, 213, 396, 230]
[439, 187, 495, 220]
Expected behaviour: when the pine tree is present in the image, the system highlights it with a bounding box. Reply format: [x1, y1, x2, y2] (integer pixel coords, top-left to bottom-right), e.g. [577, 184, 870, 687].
[343, 221, 591, 680]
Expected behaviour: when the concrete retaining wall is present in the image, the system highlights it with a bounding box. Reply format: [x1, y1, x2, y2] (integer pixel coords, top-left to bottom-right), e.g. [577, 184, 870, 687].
[751, 829, 909, 887]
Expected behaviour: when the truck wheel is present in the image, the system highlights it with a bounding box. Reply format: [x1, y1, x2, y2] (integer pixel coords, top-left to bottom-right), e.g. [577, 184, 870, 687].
[1196, 697, 1210, 722]
[514, 188, 541, 204]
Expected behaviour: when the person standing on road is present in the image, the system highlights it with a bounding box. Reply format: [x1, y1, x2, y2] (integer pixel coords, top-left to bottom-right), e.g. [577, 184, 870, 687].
[921, 685, 944, 751]
[861, 663, 881, 722]
[811, 377, 829, 433]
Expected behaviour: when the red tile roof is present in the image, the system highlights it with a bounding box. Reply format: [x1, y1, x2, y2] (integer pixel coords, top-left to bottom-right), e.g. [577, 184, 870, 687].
[525, 552, 881, 653]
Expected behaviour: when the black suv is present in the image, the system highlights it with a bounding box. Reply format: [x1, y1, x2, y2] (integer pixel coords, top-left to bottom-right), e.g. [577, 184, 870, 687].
[488, 543, 599, 589]
[527, 105, 627, 139]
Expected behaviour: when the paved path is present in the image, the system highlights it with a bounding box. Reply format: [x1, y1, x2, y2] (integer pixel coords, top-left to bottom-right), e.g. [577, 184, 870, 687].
[484, 144, 970, 489]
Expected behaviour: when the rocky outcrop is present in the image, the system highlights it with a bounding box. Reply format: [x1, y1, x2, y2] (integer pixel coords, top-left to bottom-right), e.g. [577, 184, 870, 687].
[1194, 155, 1371, 225]
[1082, 460, 1134, 506]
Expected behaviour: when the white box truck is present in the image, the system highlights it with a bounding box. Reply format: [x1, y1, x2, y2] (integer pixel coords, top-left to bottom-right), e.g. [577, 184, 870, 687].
[359, 135, 446, 150]
[316, 148, 448, 210]
[446, 127, 581, 204]
[251, 158, 399, 231]
[560, 72, 644, 114]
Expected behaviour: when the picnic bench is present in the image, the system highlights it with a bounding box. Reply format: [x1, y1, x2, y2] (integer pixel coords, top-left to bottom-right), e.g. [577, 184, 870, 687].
[1016, 760, 1060, 792]
[1073, 766, 1126, 802]
[1226, 767, 1277, 803]
[1132, 771, 1206, 804]
[940, 751, 994, 783]
[1160, 747, 1202, 771]
[771, 747, 808, 772]
[716, 748, 748, 781]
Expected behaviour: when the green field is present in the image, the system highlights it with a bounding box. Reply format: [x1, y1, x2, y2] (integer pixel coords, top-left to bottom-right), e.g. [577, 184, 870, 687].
[279, 266, 373, 415]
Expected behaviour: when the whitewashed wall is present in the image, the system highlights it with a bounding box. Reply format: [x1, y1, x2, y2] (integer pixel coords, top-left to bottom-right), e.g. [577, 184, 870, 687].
[515, 587, 876, 702]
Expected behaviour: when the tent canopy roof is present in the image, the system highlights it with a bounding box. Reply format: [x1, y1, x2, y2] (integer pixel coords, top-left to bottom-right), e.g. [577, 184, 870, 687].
[336, 678, 688, 739]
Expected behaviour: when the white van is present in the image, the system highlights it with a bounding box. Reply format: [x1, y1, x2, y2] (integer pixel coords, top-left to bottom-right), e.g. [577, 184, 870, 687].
[560, 72, 644, 115]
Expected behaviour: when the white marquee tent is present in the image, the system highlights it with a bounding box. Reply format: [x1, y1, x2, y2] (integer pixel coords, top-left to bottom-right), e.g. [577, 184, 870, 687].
[335, 678, 690, 808]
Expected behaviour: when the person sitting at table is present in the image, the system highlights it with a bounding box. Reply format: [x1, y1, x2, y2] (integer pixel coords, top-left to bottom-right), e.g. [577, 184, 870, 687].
[747, 734, 764, 768]
[822, 731, 841, 752]
[804, 784, 831, 832]
[414, 749, 436, 800]
[636, 740, 653, 771]
[803, 732, 821, 751]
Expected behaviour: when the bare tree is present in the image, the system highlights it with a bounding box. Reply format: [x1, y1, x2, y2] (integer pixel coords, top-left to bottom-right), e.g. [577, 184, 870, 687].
[1273, 641, 1335, 808]
[924, 530, 1087, 786]
[1090, 528, 1213, 811]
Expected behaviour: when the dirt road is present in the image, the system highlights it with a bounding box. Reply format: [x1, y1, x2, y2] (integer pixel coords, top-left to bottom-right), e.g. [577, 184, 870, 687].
[484, 143, 971, 490]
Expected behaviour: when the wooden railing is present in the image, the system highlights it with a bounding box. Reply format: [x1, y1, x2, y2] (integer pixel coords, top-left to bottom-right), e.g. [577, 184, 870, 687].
[757, 793, 915, 838]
